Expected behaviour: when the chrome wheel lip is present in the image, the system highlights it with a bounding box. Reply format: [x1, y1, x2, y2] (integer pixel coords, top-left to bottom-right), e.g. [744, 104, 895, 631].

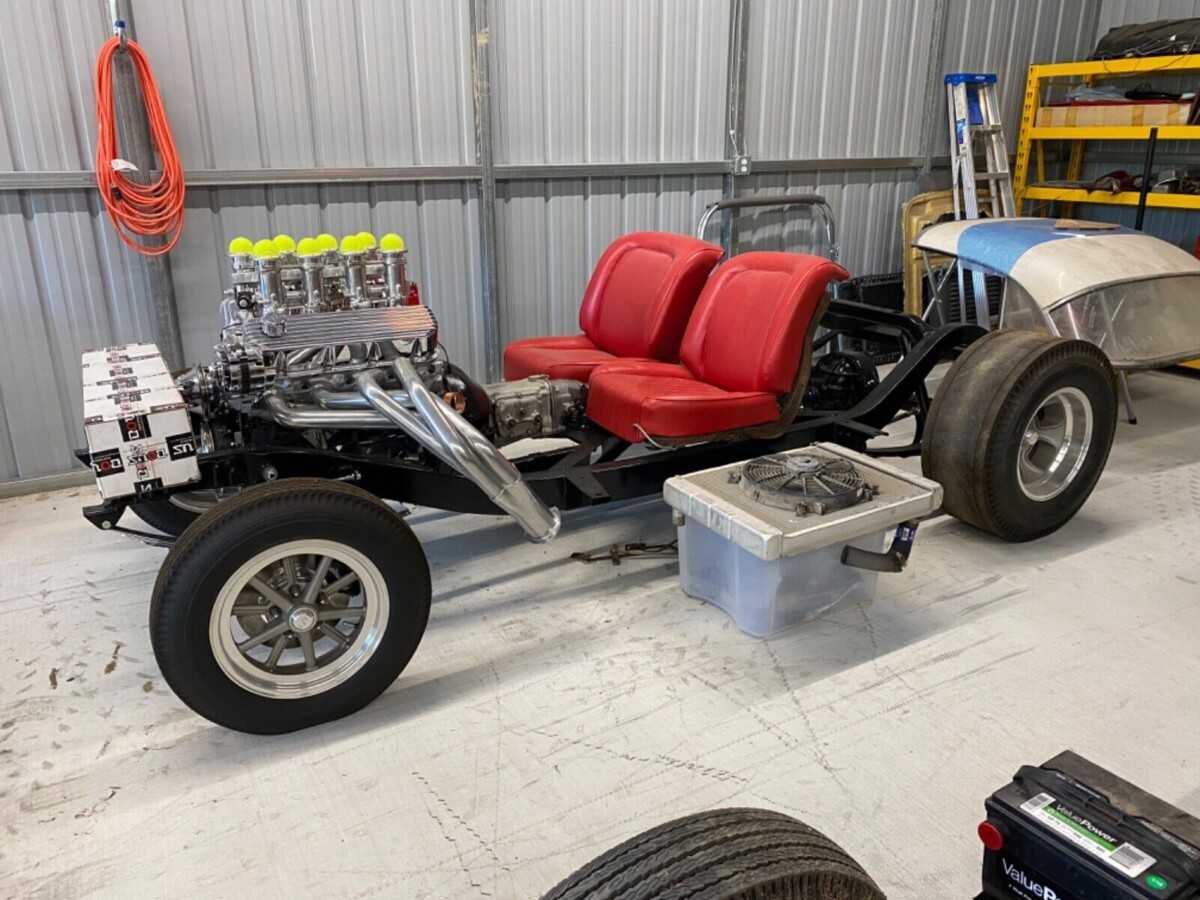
[1016, 386, 1094, 502]
[209, 539, 389, 700]
[168, 488, 237, 514]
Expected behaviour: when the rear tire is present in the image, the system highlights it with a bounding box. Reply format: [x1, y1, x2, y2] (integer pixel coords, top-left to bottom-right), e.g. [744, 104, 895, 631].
[922, 329, 1117, 542]
[540, 808, 884, 900]
[149, 478, 431, 734]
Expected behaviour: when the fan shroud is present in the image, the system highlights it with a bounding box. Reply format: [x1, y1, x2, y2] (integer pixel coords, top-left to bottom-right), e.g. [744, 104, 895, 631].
[736, 452, 875, 515]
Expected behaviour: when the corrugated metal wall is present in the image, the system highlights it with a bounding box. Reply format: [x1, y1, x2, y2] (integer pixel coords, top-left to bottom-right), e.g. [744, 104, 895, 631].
[736, 0, 1097, 273]
[0, 1, 159, 482]
[131, 0, 486, 370]
[745, 0, 938, 160]
[1, 0, 1115, 485]
[491, 0, 730, 343]
[0, 0, 484, 484]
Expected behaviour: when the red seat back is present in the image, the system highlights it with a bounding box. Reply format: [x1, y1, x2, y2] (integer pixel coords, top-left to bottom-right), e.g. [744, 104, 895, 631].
[579, 232, 724, 360]
[680, 252, 849, 394]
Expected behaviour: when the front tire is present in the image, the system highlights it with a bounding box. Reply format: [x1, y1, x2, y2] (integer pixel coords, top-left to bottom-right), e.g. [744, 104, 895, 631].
[150, 479, 431, 733]
[922, 329, 1117, 542]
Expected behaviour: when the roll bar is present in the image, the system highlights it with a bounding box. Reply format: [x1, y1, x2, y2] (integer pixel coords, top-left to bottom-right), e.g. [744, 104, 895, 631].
[696, 194, 839, 263]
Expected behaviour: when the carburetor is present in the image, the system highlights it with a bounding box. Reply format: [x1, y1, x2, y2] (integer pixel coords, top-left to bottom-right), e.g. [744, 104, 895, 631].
[181, 230, 436, 415]
[225, 230, 416, 318]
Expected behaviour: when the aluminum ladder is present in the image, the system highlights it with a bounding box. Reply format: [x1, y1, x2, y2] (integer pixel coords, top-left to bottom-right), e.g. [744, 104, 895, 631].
[945, 73, 1016, 328]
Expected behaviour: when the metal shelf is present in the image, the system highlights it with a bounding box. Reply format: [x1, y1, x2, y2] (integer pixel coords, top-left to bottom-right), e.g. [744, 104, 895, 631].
[1028, 125, 1200, 141]
[1021, 187, 1200, 209]
[1013, 54, 1200, 217]
[1013, 55, 1200, 370]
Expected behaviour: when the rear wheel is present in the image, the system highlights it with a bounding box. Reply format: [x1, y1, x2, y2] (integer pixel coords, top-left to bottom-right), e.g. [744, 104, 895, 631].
[149, 479, 430, 733]
[922, 329, 1117, 541]
[540, 808, 883, 900]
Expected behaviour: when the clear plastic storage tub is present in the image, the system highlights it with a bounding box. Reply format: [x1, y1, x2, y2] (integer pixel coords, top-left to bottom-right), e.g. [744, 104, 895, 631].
[664, 444, 942, 637]
[677, 521, 886, 637]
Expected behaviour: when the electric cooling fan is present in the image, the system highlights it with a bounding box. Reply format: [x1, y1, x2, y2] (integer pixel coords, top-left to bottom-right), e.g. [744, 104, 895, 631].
[737, 452, 875, 515]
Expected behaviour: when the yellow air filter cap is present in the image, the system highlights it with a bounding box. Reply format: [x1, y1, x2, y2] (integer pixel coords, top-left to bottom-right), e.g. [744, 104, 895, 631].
[380, 233, 406, 252]
[273, 233, 296, 253]
[356, 230, 378, 250]
[296, 237, 320, 257]
[228, 236, 254, 255]
[252, 238, 280, 259]
[339, 234, 363, 254]
[316, 233, 338, 252]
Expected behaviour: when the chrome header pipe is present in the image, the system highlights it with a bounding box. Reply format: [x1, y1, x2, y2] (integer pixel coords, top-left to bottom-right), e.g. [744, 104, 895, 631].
[391, 358, 561, 542]
[261, 393, 393, 430]
[313, 387, 412, 411]
[353, 372, 451, 469]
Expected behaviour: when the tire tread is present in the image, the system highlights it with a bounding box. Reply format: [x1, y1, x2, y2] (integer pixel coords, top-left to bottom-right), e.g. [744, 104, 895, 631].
[540, 808, 883, 900]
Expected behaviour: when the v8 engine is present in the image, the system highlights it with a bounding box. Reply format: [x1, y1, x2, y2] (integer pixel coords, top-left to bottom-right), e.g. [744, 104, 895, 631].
[82, 229, 583, 529]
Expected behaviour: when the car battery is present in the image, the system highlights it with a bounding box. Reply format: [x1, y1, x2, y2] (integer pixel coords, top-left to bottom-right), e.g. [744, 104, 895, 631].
[979, 751, 1200, 900]
[82, 343, 200, 500]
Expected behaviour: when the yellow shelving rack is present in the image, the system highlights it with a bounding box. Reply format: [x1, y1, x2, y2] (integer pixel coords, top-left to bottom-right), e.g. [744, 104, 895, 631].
[1012, 55, 1200, 369]
[1014, 54, 1200, 212]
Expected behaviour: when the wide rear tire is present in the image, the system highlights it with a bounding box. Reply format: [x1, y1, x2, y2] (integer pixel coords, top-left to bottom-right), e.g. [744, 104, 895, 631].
[540, 808, 884, 900]
[149, 478, 431, 734]
[922, 329, 1117, 542]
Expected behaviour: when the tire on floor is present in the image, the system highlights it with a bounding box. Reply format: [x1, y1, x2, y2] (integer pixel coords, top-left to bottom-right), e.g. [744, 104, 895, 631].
[540, 807, 884, 900]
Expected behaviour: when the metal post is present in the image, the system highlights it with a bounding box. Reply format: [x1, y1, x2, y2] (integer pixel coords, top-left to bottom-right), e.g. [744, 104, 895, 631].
[1133, 127, 1158, 232]
[468, 0, 503, 382]
[110, 0, 185, 369]
[721, 0, 750, 254]
[917, 0, 951, 186]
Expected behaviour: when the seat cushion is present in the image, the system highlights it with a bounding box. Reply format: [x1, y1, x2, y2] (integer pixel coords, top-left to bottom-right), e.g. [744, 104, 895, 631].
[680, 253, 850, 394]
[587, 359, 693, 379]
[587, 367, 779, 443]
[503, 335, 620, 382]
[580, 232, 724, 359]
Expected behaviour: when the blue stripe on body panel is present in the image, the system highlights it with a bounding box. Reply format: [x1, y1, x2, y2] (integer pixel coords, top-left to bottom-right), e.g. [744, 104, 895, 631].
[955, 219, 1138, 277]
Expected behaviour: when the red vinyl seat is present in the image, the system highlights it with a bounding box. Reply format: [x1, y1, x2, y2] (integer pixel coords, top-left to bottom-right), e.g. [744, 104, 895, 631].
[586, 253, 850, 443]
[503, 231, 724, 382]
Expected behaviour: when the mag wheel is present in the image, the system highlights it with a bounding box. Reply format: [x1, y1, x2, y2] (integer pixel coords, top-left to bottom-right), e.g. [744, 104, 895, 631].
[922, 329, 1117, 542]
[150, 479, 431, 733]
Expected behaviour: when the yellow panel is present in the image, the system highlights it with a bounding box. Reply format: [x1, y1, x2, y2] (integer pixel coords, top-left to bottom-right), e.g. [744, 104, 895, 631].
[1031, 55, 1200, 78]
[1030, 126, 1200, 141]
[1020, 187, 1200, 210]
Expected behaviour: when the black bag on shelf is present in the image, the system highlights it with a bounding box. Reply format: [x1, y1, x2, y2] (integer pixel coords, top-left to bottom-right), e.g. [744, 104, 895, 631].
[1092, 18, 1200, 59]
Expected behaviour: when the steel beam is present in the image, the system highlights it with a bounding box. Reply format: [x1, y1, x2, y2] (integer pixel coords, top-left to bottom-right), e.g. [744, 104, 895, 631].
[111, 0, 185, 369]
[0, 157, 943, 192]
[721, 0, 751, 253]
[918, 0, 952, 177]
[468, 0, 503, 383]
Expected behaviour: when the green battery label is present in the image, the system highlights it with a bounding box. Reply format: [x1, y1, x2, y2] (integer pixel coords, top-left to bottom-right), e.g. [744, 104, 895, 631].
[1020, 792, 1156, 879]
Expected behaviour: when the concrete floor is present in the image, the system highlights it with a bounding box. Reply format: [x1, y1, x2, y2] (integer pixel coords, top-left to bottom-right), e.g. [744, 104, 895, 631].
[2, 369, 1199, 899]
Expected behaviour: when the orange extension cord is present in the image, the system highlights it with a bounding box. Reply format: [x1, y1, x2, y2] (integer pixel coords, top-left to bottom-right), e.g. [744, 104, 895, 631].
[94, 36, 185, 256]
